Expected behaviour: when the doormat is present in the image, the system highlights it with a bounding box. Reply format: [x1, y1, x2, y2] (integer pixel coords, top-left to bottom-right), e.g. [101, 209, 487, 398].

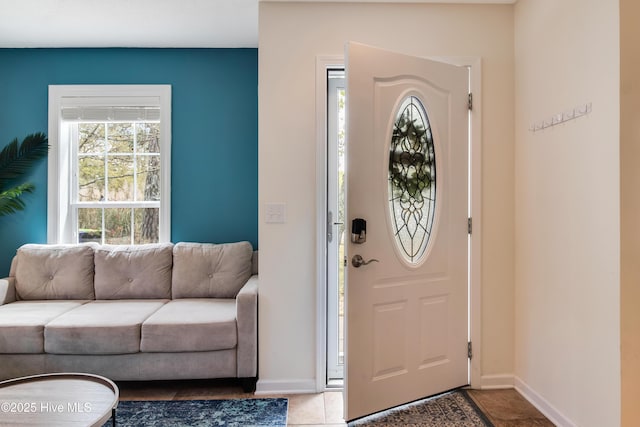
[348, 389, 494, 427]
[102, 398, 288, 427]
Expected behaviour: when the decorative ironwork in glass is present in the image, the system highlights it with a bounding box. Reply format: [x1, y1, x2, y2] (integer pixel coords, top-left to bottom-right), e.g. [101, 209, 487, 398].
[388, 96, 436, 264]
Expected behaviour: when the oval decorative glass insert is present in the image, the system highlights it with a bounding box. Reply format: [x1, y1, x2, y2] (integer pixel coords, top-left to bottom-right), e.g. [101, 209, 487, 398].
[388, 95, 436, 264]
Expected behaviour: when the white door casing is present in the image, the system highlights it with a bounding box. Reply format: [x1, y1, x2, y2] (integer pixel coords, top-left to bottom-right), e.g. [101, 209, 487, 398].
[345, 43, 469, 421]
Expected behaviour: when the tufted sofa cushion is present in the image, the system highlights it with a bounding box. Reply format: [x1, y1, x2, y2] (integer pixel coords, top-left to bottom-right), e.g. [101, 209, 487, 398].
[14, 244, 96, 300]
[172, 242, 253, 298]
[94, 243, 173, 299]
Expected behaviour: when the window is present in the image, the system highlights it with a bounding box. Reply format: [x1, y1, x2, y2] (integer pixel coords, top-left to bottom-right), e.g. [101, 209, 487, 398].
[326, 69, 345, 381]
[388, 95, 436, 264]
[48, 85, 171, 244]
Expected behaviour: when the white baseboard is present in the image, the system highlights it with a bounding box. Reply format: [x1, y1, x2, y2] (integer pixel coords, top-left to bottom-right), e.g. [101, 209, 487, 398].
[255, 379, 317, 395]
[480, 374, 515, 389]
[514, 376, 576, 427]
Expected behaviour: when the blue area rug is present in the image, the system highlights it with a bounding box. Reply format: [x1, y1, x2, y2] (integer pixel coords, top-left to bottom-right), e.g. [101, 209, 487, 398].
[348, 390, 494, 427]
[102, 398, 288, 427]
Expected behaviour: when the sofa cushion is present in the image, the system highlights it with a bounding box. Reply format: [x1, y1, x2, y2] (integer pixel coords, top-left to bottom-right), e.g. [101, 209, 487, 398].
[172, 242, 253, 299]
[14, 244, 96, 300]
[0, 301, 89, 353]
[140, 299, 237, 352]
[44, 300, 167, 354]
[94, 243, 173, 299]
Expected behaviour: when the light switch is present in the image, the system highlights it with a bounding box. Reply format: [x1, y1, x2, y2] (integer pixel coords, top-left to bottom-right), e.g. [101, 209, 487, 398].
[265, 202, 286, 224]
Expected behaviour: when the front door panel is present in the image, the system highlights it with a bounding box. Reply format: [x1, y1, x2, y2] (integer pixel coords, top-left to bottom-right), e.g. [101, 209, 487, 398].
[345, 42, 469, 421]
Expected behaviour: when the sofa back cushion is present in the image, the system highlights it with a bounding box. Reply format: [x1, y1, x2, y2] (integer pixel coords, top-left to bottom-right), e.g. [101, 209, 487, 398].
[94, 243, 173, 299]
[14, 244, 96, 300]
[172, 241, 253, 299]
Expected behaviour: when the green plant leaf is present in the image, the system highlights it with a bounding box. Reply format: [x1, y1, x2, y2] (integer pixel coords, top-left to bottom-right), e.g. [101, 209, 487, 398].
[0, 132, 49, 189]
[0, 183, 35, 216]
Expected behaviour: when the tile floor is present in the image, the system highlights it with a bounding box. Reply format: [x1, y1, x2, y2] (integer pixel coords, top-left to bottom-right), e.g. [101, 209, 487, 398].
[117, 379, 553, 426]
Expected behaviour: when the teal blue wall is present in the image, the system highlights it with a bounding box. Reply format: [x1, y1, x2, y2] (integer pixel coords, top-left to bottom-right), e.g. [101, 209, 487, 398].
[0, 48, 258, 276]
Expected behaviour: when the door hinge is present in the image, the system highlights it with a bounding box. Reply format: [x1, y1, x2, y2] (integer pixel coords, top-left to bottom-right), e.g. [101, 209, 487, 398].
[468, 93, 473, 111]
[468, 341, 473, 359]
[468, 217, 472, 235]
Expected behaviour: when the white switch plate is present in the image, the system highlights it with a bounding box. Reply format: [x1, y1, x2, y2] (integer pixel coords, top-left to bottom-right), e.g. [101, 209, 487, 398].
[265, 202, 286, 224]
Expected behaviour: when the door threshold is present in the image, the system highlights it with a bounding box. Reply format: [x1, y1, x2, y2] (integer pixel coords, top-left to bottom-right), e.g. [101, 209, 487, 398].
[326, 379, 344, 390]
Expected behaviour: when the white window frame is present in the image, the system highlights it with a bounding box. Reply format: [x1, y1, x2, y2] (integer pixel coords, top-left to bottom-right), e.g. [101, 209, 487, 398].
[326, 71, 345, 382]
[48, 85, 172, 244]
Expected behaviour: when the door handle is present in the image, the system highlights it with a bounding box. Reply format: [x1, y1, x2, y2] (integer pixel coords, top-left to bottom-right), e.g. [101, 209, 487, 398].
[351, 254, 379, 268]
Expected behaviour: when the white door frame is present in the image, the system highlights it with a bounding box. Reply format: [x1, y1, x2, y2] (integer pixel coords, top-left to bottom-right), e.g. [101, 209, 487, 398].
[314, 54, 483, 393]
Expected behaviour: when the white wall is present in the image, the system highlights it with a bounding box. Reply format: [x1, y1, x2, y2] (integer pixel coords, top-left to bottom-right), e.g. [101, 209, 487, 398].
[258, 2, 515, 391]
[514, 1, 620, 426]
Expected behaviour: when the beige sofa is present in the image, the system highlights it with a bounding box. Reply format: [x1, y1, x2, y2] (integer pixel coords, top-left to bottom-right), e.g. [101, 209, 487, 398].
[0, 241, 258, 392]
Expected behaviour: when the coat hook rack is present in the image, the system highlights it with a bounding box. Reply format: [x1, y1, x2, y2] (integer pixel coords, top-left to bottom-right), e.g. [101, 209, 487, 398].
[529, 102, 592, 132]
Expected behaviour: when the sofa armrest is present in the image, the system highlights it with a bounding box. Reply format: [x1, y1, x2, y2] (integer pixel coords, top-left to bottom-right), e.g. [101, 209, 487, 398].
[0, 277, 16, 305]
[236, 275, 258, 378]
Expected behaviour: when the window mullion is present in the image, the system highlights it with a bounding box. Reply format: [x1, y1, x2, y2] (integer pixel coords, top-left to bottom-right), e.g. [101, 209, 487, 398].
[104, 122, 109, 202]
[101, 207, 105, 245]
[133, 123, 138, 203]
[130, 208, 134, 245]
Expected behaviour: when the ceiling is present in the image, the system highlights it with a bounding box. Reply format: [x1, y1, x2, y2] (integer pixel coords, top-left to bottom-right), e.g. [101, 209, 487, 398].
[0, 0, 516, 48]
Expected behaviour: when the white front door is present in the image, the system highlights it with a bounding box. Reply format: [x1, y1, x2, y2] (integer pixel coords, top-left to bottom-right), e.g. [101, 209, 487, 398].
[345, 42, 469, 421]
